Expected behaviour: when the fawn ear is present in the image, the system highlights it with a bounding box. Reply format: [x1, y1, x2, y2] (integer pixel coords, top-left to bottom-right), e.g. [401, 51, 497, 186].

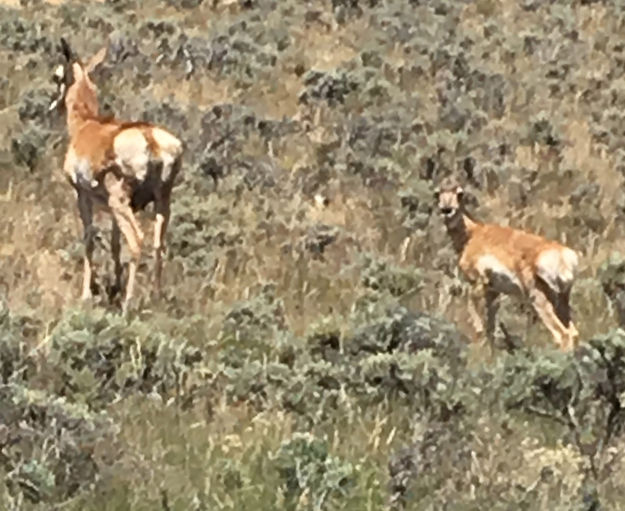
[86, 45, 107, 75]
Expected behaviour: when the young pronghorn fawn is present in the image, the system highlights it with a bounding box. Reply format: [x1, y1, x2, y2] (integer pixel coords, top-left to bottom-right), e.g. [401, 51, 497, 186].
[49, 38, 184, 312]
[434, 177, 580, 351]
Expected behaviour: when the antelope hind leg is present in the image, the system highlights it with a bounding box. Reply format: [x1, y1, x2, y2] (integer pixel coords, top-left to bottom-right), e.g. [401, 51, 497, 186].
[529, 288, 570, 350]
[108, 198, 144, 314]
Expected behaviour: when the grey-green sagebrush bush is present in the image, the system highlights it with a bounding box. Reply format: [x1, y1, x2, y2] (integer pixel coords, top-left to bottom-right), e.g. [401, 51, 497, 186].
[5, 298, 622, 509]
[500, 330, 625, 484]
[599, 252, 625, 328]
[0, 303, 40, 384]
[10, 125, 51, 174]
[43, 310, 204, 409]
[273, 432, 355, 511]
[0, 307, 210, 506]
[383, 332, 625, 510]
[360, 253, 424, 297]
[0, 383, 117, 505]
[305, 304, 470, 421]
[211, 289, 470, 428]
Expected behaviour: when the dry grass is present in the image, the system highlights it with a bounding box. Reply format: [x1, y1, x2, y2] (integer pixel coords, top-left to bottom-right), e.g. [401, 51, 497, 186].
[290, 24, 360, 72]
[0, 0, 103, 5]
[151, 75, 237, 110]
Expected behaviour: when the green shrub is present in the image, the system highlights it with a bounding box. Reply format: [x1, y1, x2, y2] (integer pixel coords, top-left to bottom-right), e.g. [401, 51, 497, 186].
[273, 432, 355, 510]
[501, 330, 625, 481]
[598, 252, 625, 327]
[0, 383, 116, 504]
[44, 309, 204, 409]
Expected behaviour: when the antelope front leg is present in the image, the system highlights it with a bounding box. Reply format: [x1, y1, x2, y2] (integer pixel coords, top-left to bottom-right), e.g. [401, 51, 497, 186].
[467, 279, 488, 344]
[153, 194, 170, 296]
[484, 289, 499, 351]
[111, 219, 123, 300]
[77, 191, 95, 301]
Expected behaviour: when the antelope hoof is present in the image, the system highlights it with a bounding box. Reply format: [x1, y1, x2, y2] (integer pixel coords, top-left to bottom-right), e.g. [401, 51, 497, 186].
[473, 335, 487, 347]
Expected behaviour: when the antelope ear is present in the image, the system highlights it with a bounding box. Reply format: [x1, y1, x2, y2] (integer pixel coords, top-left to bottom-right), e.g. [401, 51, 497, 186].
[59, 37, 72, 62]
[72, 62, 85, 83]
[86, 45, 107, 75]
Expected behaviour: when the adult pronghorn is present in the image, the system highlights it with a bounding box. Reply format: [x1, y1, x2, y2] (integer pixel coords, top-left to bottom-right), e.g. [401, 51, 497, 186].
[434, 177, 580, 351]
[49, 38, 184, 312]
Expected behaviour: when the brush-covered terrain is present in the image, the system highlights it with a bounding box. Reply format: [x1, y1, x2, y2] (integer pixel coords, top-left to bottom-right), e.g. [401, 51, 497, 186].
[2, 0, 625, 509]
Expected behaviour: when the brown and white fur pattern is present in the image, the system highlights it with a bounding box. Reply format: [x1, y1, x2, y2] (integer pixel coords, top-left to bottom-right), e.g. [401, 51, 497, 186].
[50, 38, 184, 312]
[434, 177, 580, 351]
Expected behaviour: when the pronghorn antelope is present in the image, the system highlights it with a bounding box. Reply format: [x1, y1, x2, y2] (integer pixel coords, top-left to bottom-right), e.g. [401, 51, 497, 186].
[49, 38, 184, 312]
[434, 177, 580, 351]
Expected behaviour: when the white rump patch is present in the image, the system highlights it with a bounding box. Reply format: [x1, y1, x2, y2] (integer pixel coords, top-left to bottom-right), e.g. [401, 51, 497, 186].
[114, 129, 150, 181]
[536, 247, 578, 293]
[65, 149, 94, 189]
[561, 247, 579, 282]
[74, 158, 93, 187]
[152, 127, 183, 167]
[476, 254, 523, 295]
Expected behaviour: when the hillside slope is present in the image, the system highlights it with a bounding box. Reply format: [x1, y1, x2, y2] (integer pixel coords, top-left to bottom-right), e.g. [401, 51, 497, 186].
[1, 0, 625, 509]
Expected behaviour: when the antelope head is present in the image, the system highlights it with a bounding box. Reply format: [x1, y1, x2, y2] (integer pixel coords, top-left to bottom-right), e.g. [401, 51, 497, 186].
[434, 177, 465, 222]
[49, 37, 107, 117]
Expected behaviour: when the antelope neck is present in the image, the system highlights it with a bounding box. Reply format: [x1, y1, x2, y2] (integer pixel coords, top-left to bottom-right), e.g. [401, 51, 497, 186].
[66, 79, 100, 138]
[444, 210, 478, 254]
